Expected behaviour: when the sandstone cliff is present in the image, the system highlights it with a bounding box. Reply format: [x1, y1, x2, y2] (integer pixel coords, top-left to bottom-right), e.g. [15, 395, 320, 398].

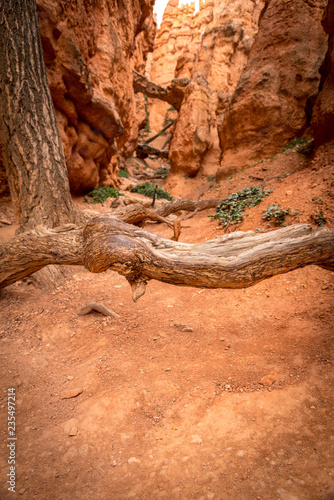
[217, 0, 328, 178]
[312, 0, 334, 147]
[148, 0, 265, 132]
[37, 0, 155, 194]
[150, 0, 329, 181]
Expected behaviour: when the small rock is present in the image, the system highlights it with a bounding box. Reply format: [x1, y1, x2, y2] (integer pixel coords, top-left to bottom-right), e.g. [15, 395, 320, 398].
[69, 426, 78, 436]
[128, 457, 140, 464]
[277, 488, 299, 500]
[165, 368, 171, 372]
[191, 435, 202, 444]
[67, 376, 74, 381]
[60, 388, 83, 399]
[0, 217, 12, 225]
[259, 372, 277, 386]
[111, 461, 117, 467]
[236, 450, 245, 457]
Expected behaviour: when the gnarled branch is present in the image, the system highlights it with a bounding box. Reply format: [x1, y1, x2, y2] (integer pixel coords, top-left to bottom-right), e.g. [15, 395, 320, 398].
[1, 216, 333, 301]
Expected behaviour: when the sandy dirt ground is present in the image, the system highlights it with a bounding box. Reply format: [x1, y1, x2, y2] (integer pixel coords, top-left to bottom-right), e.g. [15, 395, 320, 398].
[0, 146, 334, 499]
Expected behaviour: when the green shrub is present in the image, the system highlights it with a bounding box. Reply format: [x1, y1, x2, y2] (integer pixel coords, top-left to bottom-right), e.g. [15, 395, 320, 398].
[131, 182, 172, 201]
[210, 186, 273, 227]
[310, 210, 327, 227]
[279, 137, 312, 154]
[118, 168, 129, 178]
[155, 168, 169, 176]
[262, 204, 291, 226]
[83, 186, 122, 204]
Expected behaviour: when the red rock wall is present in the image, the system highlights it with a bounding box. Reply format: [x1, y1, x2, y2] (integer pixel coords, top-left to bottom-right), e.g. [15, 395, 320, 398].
[217, 0, 328, 177]
[148, 0, 265, 131]
[312, 0, 334, 147]
[37, 0, 155, 194]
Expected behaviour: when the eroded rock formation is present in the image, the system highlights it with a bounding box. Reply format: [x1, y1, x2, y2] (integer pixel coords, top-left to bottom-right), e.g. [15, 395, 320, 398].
[169, 74, 213, 176]
[217, 0, 328, 177]
[312, 0, 334, 148]
[148, 0, 265, 131]
[36, 0, 155, 194]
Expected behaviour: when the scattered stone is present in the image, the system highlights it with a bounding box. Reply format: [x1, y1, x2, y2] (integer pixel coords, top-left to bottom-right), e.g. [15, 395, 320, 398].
[128, 457, 140, 464]
[77, 303, 119, 318]
[236, 450, 245, 457]
[60, 388, 83, 399]
[171, 323, 193, 332]
[69, 426, 78, 436]
[191, 435, 202, 444]
[277, 488, 299, 500]
[111, 461, 117, 467]
[259, 372, 277, 386]
[0, 217, 12, 225]
[67, 375, 74, 381]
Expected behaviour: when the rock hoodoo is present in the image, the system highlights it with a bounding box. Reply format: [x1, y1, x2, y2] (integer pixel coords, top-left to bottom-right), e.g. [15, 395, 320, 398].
[217, 0, 328, 178]
[148, 0, 329, 180]
[148, 0, 266, 132]
[36, 0, 156, 194]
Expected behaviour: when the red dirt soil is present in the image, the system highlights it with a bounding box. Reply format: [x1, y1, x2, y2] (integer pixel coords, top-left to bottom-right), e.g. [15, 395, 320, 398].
[0, 146, 334, 499]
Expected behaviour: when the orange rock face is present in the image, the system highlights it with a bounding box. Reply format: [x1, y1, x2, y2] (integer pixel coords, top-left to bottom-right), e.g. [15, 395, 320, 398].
[148, 0, 265, 131]
[37, 0, 155, 194]
[169, 74, 213, 176]
[217, 0, 328, 177]
[312, 0, 334, 147]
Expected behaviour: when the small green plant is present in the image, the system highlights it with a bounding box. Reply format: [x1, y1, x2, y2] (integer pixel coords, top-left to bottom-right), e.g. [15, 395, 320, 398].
[297, 140, 314, 155]
[131, 182, 172, 201]
[312, 197, 323, 202]
[84, 186, 122, 204]
[155, 168, 169, 177]
[279, 137, 312, 154]
[207, 175, 215, 182]
[262, 204, 292, 226]
[210, 186, 273, 228]
[310, 210, 327, 227]
[118, 168, 129, 178]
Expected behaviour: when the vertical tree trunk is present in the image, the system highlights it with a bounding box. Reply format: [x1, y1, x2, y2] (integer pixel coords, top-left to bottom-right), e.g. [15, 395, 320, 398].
[0, 0, 80, 232]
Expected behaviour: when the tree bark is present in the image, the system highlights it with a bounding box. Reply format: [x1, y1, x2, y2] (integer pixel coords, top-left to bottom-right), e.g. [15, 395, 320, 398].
[0, 0, 82, 231]
[1, 217, 333, 302]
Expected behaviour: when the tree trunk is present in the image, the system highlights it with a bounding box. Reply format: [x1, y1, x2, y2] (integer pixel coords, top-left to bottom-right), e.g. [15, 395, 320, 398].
[0, 217, 333, 302]
[0, 0, 81, 232]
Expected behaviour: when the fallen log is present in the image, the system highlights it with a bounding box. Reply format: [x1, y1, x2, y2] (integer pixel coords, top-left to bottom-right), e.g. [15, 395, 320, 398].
[0, 216, 333, 302]
[133, 70, 189, 111]
[136, 143, 169, 159]
[143, 121, 175, 145]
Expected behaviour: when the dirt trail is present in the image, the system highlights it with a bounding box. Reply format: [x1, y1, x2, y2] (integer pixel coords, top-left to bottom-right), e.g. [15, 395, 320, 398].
[0, 148, 334, 499]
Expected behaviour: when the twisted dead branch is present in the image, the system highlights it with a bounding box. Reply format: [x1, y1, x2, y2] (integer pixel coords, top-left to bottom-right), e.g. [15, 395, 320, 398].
[1, 216, 333, 301]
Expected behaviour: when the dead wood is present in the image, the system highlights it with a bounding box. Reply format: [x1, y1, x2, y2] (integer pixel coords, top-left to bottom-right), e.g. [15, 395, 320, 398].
[155, 198, 222, 218]
[0, 216, 333, 303]
[144, 121, 175, 145]
[77, 302, 120, 318]
[133, 71, 189, 111]
[110, 197, 222, 238]
[136, 143, 169, 159]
